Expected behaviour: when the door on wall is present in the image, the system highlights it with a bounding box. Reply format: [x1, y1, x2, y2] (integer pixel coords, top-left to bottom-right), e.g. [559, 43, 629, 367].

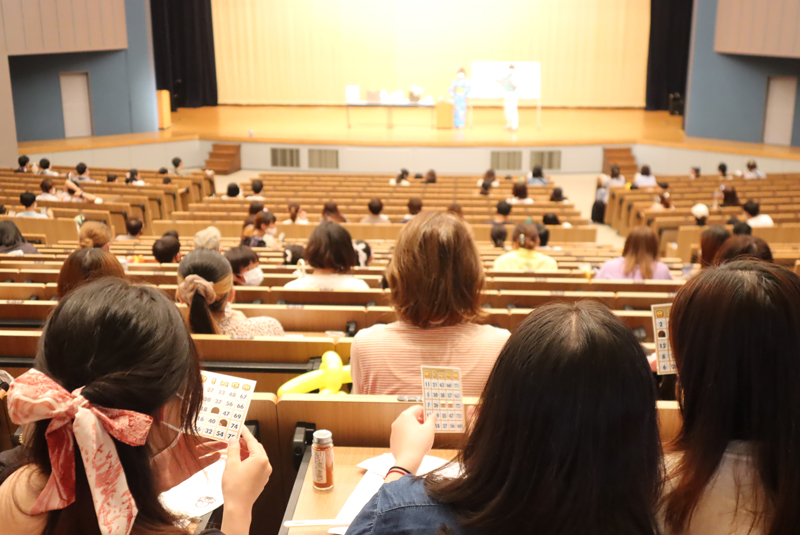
[763, 76, 797, 146]
[59, 73, 93, 138]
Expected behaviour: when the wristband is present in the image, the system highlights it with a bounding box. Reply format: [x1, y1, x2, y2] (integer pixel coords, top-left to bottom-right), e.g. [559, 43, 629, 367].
[385, 469, 409, 479]
[388, 466, 412, 475]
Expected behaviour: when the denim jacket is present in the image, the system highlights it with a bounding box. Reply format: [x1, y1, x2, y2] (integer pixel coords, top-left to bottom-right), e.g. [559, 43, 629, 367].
[346, 476, 471, 535]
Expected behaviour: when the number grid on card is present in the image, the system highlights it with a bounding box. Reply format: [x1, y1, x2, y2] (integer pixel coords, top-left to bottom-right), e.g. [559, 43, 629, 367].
[197, 371, 257, 442]
[651, 304, 676, 375]
[421, 366, 465, 433]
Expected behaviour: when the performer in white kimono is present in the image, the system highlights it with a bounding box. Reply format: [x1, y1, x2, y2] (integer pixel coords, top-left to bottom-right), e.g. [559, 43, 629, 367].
[499, 64, 518, 131]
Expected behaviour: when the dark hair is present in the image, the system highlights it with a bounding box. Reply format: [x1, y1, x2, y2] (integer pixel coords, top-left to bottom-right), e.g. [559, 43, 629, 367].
[742, 200, 760, 217]
[691, 167, 701, 176]
[129, 169, 139, 179]
[57, 248, 126, 298]
[20, 191, 36, 208]
[18, 155, 29, 167]
[483, 169, 496, 182]
[287, 201, 301, 222]
[107, 174, 117, 183]
[747, 159, 757, 170]
[172, 157, 182, 168]
[283, 244, 305, 265]
[162, 230, 179, 240]
[658, 192, 672, 209]
[27, 278, 202, 535]
[225, 245, 259, 275]
[549, 187, 565, 202]
[387, 212, 484, 328]
[534, 223, 550, 246]
[254, 211, 276, 230]
[714, 235, 773, 264]
[425, 170, 437, 183]
[162, 177, 172, 185]
[251, 179, 263, 194]
[226, 183, 240, 198]
[249, 201, 265, 215]
[496, 201, 511, 216]
[479, 181, 491, 196]
[125, 218, 143, 237]
[732, 221, 752, 235]
[512, 223, 539, 250]
[40, 179, 53, 193]
[354, 240, 372, 267]
[699, 226, 730, 268]
[610, 164, 620, 179]
[321, 201, 347, 223]
[490, 224, 508, 248]
[718, 162, 727, 175]
[177, 250, 233, 334]
[542, 213, 560, 225]
[158, 167, 168, 175]
[512, 182, 528, 200]
[414, 173, 423, 179]
[76, 163, 87, 175]
[407, 198, 423, 215]
[447, 202, 463, 217]
[368, 198, 384, 215]
[305, 222, 357, 273]
[531, 166, 544, 178]
[721, 186, 740, 207]
[125, 176, 137, 185]
[39, 158, 50, 170]
[641, 165, 651, 176]
[400, 168, 409, 178]
[0, 205, 5, 215]
[152, 236, 181, 264]
[0, 221, 27, 247]
[664, 262, 800, 535]
[426, 301, 662, 535]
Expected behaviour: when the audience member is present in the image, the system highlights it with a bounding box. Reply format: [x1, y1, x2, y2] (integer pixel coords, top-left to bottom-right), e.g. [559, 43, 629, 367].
[125, 169, 144, 185]
[691, 203, 709, 226]
[494, 200, 512, 224]
[447, 202, 463, 217]
[507, 182, 533, 205]
[718, 162, 730, 180]
[542, 212, 571, 228]
[15, 155, 30, 173]
[490, 223, 508, 248]
[348, 301, 661, 535]
[282, 201, 309, 225]
[527, 165, 549, 186]
[172, 156, 184, 175]
[0, 278, 271, 535]
[283, 244, 305, 266]
[714, 235, 773, 264]
[0, 221, 39, 255]
[354, 240, 372, 267]
[152, 236, 182, 264]
[743, 159, 766, 179]
[699, 226, 730, 268]
[247, 179, 265, 200]
[162, 176, 172, 185]
[249, 200, 265, 216]
[36, 179, 60, 202]
[633, 165, 657, 187]
[56, 248, 126, 298]
[194, 226, 222, 251]
[596, 164, 626, 204]
[478, 180, 492, 196]
[351, 212, 509, 395]
[361, 198, 391, 224]
[221, 182, 241, 199]
[549, 187, 567, 203]
[424, 170, 437, 184]
[178, 249, 284, 336]
[534, 222, 561, 251]
[649, 192, 674, 212]
[732, 221, 752, 235]
[284, 223, 368, 290]
[78, 221, 112, 250]
[242, 211, 278, 248]
[493, 223, 558, 271]
[115, 218, 143, 242]
[477, 169, 499, 187]
[689, 166, 701, 179]
[16, 192, 50, 219]
[390, 168, 410, 186]
[400, 198, 423, 223]
[106, 173, 118, 183]
[63, 176, 101, 203]
[662, 261, 800, 535]
[162, 229, 179, 240]
[225, 245, 262, 286]
[37, 158, 58, 176]
[720, 185, 740, 207]
[742, 200, 774, 228]
[72, 162, 92, 182]
[596, 227, 672, 280]
[158, 167, 169, 175]
[321, 201, 348, 223]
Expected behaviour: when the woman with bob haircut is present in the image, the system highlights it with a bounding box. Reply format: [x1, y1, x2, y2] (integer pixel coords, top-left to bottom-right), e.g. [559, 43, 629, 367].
[0, 278, 272, 535]
[698, 226, 730, 268]
[57, 247, 126, 298]
[661, 261, 800, 535]
[350, 212, 510, 396]
[596, 226, 672, 280]
[713, 235, 773, 265]
[507, 181, 533, 204]
[348, 301, 663, 535]
[284, 222, 369, 290]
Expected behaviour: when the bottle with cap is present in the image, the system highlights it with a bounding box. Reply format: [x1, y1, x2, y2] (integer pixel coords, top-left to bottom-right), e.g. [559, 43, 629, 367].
[312, 429, 334, 490]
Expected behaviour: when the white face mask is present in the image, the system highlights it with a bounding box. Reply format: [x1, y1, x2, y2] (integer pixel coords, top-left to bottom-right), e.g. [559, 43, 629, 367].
[242, 266, 264, 287]
[266, 227, 277, 236]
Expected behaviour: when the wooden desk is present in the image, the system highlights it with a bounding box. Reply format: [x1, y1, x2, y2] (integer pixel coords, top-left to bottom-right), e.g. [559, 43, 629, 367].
[282, 446, 457, 535]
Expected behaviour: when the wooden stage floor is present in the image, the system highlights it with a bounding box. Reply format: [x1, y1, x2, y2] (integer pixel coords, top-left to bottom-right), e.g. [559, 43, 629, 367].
[18, 106, 800, 160]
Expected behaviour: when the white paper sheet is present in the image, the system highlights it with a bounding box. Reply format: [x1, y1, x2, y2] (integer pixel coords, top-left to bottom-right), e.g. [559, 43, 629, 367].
[160, 459, 226, 525]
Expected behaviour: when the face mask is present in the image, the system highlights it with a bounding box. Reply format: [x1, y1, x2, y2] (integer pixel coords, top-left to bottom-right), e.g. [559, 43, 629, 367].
[266, 227, 277, 236]
[457, 72, 465, 79]
[224, 301, 232, 315]
[242, 266, 264, 287]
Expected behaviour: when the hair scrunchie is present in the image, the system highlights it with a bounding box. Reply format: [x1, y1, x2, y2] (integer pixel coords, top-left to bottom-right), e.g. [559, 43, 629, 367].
[177, 274, 217, 304]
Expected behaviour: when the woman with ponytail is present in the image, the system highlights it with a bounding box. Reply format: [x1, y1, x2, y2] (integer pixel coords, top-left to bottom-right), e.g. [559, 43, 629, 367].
[492, 223, 558, 272]
[177, 249, 284, 337]
[0, 278, 272, 535]
[281, 201, 309, 225]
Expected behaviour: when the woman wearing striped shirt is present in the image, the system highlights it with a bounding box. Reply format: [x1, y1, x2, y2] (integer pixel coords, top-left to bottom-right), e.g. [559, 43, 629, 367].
[350, 212, 510, 396]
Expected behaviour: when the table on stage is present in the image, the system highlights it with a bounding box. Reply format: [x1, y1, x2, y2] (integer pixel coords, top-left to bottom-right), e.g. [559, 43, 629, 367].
[279, 446, 457, 535]
[346, 102, 435, 129]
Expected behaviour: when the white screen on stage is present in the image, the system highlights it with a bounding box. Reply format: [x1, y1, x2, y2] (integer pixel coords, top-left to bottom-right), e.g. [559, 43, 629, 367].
[469, 62, 541, 100]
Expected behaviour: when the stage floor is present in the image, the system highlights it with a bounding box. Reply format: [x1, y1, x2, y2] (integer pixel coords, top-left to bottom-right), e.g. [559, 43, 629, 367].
[18, 106, 800, 160]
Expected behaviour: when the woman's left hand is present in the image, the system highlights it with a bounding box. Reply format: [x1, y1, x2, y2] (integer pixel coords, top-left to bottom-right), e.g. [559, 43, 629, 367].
[152, 434, 227, 492]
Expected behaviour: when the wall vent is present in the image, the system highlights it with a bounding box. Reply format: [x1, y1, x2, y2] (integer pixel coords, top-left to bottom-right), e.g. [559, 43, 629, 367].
[530, 150, 562, 170]
[271, 148, 301, 168]
[490, 150, 523, 171]
[308, 148, 339, 169]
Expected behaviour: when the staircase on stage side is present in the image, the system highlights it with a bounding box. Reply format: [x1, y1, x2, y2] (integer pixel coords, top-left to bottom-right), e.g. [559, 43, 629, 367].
[602, 147, 638, 179]
[205, 144, 241, 175]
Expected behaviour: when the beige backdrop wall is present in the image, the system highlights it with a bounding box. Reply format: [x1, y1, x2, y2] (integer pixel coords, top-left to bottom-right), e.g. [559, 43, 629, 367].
[211, 0, 650, 107]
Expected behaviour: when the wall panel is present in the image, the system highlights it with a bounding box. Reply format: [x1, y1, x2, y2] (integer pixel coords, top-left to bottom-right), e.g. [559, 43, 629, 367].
[715, 0, 800, 58]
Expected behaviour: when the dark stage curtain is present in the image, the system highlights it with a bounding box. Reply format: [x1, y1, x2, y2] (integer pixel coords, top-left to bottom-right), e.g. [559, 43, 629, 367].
[645, 0, 694, 111]
[150, 0, 218, 110]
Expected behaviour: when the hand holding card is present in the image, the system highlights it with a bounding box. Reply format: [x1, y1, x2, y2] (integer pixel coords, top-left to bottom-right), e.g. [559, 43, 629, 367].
[198, 371, 257, 442]
[421, 366, 466, 433]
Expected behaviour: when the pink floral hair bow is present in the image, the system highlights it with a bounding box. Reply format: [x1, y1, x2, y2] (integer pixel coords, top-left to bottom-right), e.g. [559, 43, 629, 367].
[6, 369, 154, 535]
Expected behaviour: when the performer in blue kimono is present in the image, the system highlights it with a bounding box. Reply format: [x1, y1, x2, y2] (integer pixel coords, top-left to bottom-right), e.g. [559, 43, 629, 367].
[449, 67, 471, 128]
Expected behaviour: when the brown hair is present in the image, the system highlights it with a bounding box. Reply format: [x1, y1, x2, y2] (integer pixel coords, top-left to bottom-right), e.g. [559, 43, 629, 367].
[305, 222, 357, 273]
[622, 227, 659, 279]
[321, 201, 347, 223]
[511, 223, 539, 250]
[386, 212, 484, 328]
[512, 182, 528, 200]
[407, 197, 423, 215]
[287, 201, 301, 222]
[699, 226, 730, 268]
[658, 192, 672, 209]
[57, 248, 126, 298]
[78, 221, 112, 249]
[713, 235, 773, 265]
[447, 202, 463, 217]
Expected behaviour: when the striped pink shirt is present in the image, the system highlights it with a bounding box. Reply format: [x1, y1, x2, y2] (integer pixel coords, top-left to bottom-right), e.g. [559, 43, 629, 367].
[350, 321, 510, 396]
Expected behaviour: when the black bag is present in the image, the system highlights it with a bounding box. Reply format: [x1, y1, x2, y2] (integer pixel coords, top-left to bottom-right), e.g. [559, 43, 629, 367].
[591, 201, 606, 223]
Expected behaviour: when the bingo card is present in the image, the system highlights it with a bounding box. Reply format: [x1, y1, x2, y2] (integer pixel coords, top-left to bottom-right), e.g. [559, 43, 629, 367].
[198, 371, 256, 442]
[651, 303, 676, 375]
[421, 366, 465, 433]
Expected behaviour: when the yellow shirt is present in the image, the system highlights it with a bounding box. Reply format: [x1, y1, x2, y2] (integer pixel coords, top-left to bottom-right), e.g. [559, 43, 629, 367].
[493, 248, 558, 272]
